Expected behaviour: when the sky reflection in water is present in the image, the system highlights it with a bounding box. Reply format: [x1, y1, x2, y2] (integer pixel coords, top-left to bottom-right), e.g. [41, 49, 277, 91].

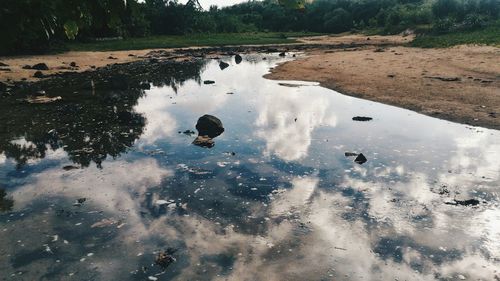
[0, 55, 499, 281]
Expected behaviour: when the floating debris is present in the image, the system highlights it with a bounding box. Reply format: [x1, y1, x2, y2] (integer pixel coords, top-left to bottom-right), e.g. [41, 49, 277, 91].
[26, 95, 62, 104]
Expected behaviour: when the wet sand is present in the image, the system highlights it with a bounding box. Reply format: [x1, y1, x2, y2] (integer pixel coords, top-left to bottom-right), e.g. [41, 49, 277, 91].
[266, 41, 500, 130]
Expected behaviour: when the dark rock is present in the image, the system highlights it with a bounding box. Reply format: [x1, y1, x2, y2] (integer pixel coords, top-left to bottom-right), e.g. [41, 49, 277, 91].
[279, 52, 286, 57]
[0, 68, 11, 72]
[182, 130, 196, 136]
[226, 92, 234, 95]
[32, 63, 49, 70]
[204, 80, 215, 85]
[445, 199, 480, 206]
[0, 62, 8, 67]
[235, 54, 243, 64]
[195, 114, 224, 138]
[367, 37, 371, 40]
[219, 61, 230, 70]
[425, 76, 461, 82]
[63, 165, 79, 171]
[344, 152, 358, 157]
[33, 71, 45, 78]
[354, 153, 367, 164]
[22, 65, 32, 69]
[70, 62, 77, 67]
[387, 74, 395, 78]
[352, 116, 373, 121]
[108, 56, 118, 60]
[374, 48, 385, 52]
[90, 65, 96, 69]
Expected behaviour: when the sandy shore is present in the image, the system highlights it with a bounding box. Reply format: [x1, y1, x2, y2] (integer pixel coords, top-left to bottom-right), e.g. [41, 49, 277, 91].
[0, 50, 153, 82]
[1, 34, 498, 129]
[266, 42, 500, 130]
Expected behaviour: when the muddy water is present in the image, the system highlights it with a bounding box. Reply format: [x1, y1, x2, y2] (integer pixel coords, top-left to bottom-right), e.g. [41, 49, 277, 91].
[0, 55, 499, 281]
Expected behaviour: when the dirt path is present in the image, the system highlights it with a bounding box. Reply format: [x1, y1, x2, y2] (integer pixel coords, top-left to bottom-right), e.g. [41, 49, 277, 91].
[266, 44, 500, 130]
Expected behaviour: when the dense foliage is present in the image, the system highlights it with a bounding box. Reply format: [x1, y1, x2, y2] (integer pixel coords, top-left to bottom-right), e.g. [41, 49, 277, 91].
[0, 0, 498, 54]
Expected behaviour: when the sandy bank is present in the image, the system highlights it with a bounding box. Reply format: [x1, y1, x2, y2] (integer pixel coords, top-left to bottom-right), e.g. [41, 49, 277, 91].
[266, 44, 500, 130]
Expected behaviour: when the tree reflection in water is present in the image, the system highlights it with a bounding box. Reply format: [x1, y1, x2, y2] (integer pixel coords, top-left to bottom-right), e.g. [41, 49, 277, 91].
[0, 59, 207, 168]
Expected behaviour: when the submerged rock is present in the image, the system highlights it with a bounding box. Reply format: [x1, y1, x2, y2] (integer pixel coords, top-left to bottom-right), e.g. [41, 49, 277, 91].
[352, 116, 373, 121]
[446, 199, 481, 206]
[182, 130, 196, 136]
[192, 135, 215, 148]
[195, 115, 224, 138]
[63, 165, 79, 171]
[235, 54, 243, 64]
[155, 249, 177, 269]
[354, 153, 367, 164]
[219, 61, 230, 70]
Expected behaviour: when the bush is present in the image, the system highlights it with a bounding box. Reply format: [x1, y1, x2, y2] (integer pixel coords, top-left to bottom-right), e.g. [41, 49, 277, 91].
[461, 13, 487, 30]
[433, 17, 456, 33]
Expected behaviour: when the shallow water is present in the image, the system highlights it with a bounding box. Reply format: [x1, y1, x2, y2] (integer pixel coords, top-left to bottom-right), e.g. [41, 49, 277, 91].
[0, 54, 499, 281]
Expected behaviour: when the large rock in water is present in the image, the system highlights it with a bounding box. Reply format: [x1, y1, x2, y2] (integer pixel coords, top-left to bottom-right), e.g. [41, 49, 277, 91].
[234, 54, 243, 64]
[195, 115, 224, 138]
[219, 61, 229, 70]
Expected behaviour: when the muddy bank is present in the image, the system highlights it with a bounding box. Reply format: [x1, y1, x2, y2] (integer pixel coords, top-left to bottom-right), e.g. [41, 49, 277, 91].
[265, 45, 500, 130]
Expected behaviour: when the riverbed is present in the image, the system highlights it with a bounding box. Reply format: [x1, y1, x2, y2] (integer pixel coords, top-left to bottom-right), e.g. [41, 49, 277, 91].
[0, 54, 499, 281]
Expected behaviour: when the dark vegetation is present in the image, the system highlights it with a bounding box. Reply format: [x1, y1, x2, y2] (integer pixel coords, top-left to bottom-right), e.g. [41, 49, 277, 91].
[0, 0, 499, 54]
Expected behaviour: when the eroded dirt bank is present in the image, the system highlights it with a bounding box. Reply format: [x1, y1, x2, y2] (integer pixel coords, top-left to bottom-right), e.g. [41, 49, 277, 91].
[266, 44, 500, 130]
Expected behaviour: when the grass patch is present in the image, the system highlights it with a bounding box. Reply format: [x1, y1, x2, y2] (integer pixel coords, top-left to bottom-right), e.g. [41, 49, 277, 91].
[65, 32, 320, 52]
[411, 22, 500, 48]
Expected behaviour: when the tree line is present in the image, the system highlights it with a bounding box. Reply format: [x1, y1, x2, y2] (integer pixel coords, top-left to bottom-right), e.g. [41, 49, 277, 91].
[1, 0, 499, 54]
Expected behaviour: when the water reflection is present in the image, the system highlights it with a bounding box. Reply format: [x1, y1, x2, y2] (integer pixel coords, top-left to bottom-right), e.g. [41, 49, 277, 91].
[0, 60, 207, 168]
[0, 55, 499, 280]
